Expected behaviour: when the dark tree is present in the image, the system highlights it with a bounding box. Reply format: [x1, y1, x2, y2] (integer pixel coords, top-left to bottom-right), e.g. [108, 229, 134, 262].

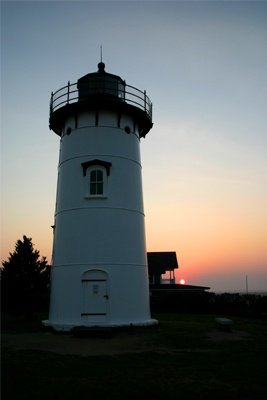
[1, 235, 50, 314]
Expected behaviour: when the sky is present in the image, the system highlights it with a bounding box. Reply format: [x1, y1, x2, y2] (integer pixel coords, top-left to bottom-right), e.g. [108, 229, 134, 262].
[1, 0, 267, 293]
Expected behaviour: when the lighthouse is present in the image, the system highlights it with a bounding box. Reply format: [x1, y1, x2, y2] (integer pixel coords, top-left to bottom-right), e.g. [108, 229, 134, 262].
[44, 62, 156, 331]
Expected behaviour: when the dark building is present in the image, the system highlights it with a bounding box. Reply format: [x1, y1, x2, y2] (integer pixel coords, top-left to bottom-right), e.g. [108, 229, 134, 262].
[147, 251, 210, 292]
[147, 252, 178, 285]
[147, 251, 210, 313]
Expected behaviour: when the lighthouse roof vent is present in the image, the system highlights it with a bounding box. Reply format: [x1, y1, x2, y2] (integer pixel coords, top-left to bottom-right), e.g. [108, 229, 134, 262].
[98, 62, 105, 72]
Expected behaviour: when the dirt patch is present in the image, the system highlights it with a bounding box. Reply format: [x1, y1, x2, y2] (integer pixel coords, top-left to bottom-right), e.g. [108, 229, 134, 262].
[2, 326, 252, 357]
[2, 332, 218, 357]
[2, 330, 155, 356]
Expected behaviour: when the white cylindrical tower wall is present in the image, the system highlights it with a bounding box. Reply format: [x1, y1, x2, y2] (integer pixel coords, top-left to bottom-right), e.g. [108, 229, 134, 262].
[45, 65, 156, 330]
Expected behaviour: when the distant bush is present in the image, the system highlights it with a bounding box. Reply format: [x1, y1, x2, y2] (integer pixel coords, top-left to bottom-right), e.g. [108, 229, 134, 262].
[208, 292, 267, 317]
[150, 290, 267, 317]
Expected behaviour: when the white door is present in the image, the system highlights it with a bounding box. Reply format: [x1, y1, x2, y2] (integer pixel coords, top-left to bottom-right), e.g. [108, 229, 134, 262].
[81, 270, 108, 323]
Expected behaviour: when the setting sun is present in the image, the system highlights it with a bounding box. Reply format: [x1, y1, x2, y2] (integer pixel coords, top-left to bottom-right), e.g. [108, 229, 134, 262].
[179, 279, 186, 285]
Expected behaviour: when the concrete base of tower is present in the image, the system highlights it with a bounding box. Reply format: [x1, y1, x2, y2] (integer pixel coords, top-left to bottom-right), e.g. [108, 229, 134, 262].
[42, 318, 158, 332]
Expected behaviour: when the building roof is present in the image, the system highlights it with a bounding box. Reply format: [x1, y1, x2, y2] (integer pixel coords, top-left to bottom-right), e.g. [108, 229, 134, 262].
[150, 283, 210, 292]
[147, 252, 178, 275]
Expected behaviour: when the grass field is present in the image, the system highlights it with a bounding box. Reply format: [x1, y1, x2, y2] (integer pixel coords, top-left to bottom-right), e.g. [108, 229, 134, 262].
[2, 313, 267, 400]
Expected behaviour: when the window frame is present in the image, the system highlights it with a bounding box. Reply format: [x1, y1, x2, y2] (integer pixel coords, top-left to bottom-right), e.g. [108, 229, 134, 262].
[89, 168, 104, 196]
[85, 166, 107, 199]
[81, 159, 111, 200]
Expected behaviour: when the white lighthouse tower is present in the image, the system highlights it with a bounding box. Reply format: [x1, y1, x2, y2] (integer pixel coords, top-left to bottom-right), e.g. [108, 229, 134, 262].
[44, 61, 156, 331]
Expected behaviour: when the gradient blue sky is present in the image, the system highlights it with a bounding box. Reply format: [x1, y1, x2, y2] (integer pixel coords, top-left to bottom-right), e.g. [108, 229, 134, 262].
[1, 0, 267, 292]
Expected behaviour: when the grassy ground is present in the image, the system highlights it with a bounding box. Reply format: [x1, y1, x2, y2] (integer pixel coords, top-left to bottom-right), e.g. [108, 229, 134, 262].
[2, 313, 267, 400]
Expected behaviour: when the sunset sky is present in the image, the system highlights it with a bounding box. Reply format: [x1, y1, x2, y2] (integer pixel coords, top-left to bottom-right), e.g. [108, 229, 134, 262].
[1, 0, 267, 293]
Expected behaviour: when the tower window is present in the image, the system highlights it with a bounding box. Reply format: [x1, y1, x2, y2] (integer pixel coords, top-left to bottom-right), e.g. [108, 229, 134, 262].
[90, 169, 104, 195]
[81, 159, 112, 199]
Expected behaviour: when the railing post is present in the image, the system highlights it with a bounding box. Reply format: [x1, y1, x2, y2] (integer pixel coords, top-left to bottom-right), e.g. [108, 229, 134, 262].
[144, 90, 146, 112]
[67, 81, 70, 104]
[49, 92, 54, 128]
[50, 91, 53, 115]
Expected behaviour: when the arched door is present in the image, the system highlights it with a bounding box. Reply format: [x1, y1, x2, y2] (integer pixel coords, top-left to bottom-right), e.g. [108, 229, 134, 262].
[81, 270, 108, 324]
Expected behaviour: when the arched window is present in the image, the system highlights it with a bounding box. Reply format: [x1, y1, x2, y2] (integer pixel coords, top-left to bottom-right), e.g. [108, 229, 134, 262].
[81, 159, 112, 199]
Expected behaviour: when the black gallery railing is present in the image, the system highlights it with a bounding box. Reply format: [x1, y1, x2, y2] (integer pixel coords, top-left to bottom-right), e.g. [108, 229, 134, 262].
[50, 80, 153, 121]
